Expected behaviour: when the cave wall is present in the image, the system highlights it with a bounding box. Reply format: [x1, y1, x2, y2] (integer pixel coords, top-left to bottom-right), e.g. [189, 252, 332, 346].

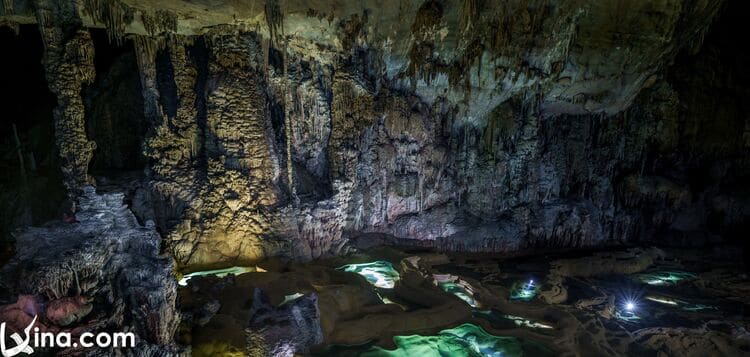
[2, 0, 748, 268]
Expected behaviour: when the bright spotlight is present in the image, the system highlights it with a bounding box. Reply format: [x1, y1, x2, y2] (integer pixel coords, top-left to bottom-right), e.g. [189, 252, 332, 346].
[616, 296, 641, 321]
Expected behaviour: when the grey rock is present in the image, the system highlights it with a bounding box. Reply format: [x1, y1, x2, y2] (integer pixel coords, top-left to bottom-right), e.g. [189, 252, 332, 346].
[0, 186, 180, 355]
[245, 288, 323, 357]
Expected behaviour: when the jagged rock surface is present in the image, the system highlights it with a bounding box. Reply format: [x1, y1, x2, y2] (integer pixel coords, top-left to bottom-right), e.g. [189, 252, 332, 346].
[34, 0, 97, 195]
[1, 0, 747, 269]
[245, 289, 323, 357]
[0, 186, 179, 355]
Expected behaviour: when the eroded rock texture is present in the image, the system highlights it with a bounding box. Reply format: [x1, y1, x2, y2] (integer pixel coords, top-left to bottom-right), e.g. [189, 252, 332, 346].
[245, 289, 323, 357]
[1, 0, 748, 269]
[34, 0, 97, 195]
[0, 186, 179, 355]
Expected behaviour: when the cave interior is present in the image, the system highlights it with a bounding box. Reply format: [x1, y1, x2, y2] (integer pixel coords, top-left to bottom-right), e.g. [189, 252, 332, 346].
[0, 0, 749, 356]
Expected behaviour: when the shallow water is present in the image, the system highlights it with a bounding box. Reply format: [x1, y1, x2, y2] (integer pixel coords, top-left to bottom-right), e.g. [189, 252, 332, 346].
[338, 260, 401, 289]
[178, 265, 259, 286]
[324, 323, 554, 357]
[180, 248, 750, 356]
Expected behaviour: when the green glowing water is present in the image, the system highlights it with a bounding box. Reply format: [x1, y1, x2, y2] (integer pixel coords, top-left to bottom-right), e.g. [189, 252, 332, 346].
[502, 314, 554, 329]
[438, 281, 478, 307]
[635, 271, 696, 286]
[509, 280, 538, 301]
[338, 261, 400, 289]
[360, 323, 553, 357]
[474, 310, 555, 332]
[615, 310, 641, 322]
[178, 266, 258, 286]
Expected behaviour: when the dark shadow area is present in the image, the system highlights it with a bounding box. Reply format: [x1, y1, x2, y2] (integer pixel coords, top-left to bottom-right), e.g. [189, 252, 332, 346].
[666, 0, 750, 257]
[0, 25, 65, 263]
[156, 46, 178, 119]
[84, 29, 147, 175]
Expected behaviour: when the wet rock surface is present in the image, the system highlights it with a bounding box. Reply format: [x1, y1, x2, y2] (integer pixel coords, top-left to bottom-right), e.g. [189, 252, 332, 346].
[1, 0, 749, 355]
[177, 246, 750, 356]
[245, 288, 323, 357]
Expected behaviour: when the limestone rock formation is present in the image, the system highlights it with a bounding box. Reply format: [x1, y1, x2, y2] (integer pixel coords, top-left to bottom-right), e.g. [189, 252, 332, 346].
[245, 289, 323, 357]
[0, 186, 179, 355]
[35, 0, 97, 195]
[1, 1, 749, 356]
[1, 0, 747, 270]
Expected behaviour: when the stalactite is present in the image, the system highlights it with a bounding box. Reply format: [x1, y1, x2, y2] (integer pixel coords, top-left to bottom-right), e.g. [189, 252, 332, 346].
[261, 37, 269, 75]
[1, 0, 13, 15]
[418, 168, 425, 212]
[382, 166, 389, 223]
[142, 9, 178, 36]
[133, 35, 165, 71]
[143, 34, 201, 188]
[460, 0, 477, 33]
[82, 0, 134, 45]
[264, 0, 283, 45]
[282, 43, 297, 203]
[133, 35, 165, 122]
[166, 35, 199, 163]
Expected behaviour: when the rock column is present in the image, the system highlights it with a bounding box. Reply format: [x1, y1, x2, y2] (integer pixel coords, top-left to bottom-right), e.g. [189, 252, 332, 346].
[35, 0, 96, 195]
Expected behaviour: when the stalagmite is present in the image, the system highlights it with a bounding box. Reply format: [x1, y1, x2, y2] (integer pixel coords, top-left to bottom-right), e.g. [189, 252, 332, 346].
[1, 1, 749, 356]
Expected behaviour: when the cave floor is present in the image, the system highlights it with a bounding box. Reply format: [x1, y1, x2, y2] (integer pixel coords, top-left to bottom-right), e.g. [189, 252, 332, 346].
[178, 246, 750, 356]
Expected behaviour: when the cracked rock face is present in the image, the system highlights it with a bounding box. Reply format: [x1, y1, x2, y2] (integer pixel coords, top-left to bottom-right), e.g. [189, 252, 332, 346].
[1, 0, 748, 270]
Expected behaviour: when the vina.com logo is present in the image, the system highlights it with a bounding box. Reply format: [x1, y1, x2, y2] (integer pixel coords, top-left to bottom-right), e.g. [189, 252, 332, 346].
[1, 316, 136, 356]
